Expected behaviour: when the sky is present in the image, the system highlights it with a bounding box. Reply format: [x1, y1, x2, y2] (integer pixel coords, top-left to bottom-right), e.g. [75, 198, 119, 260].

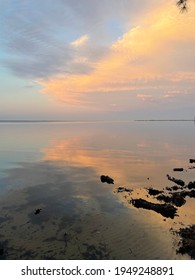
[0, 0, 195, 120]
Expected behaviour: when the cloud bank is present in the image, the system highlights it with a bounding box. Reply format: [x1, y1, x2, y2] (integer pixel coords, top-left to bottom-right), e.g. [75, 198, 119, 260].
[1, 0, 195, 113]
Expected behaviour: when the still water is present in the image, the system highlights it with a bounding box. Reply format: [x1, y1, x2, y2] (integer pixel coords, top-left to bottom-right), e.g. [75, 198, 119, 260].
[0, 121, 195, 259]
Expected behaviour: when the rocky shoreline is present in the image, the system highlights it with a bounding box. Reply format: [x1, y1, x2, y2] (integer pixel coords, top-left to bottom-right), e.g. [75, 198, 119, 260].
[105, 158, 195, 259]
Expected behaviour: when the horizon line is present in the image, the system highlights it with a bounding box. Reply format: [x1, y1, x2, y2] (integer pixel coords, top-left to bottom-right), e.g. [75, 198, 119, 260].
[0, 119, 195, 123]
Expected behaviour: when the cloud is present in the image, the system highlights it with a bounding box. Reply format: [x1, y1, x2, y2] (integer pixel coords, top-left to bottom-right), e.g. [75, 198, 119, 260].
[0, 1, 111, 78]
[1, 0, 195, 112]
[163, 90, 184, 98]
[39, 2, 195, 107]
[0, 0, 163, 80]
[70, 35, 89, 47]
[136, 94, 155, 102]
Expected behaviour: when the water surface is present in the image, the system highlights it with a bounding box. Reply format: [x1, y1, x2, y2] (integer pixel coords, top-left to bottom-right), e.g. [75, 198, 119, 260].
[0, 121, 195, 259]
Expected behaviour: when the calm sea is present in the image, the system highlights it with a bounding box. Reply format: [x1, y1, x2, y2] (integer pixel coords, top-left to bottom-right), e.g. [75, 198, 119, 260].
[0, 121, 195, 259]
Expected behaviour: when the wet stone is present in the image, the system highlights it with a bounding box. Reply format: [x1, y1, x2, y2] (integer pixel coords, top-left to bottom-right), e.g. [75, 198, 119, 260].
[34, 209, 42, 215]
[166, 174, 185, 187]
[131, 198, 177, 219]
[176, 225, 195, 259]
[187, 181, 195, 190]
[166, 185, 181, 191]
[0, 241, 7, 259]
[117, 187, 133, 193]
[100, 175, 114, 184]
[147, 188, 163, 196]
[156, 193, 186, 207]
[173, 168, 184, 172]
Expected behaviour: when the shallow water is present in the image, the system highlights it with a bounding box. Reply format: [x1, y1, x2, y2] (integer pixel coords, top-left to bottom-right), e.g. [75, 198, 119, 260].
[0, 121, 195, 259]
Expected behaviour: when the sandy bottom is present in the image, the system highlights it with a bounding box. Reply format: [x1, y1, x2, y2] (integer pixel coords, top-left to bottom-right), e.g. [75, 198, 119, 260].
[0, 161, 192, 260]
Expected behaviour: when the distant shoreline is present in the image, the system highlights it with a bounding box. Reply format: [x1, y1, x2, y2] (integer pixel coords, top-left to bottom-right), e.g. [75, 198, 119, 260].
[0, 120, 73, 123]
[134, 119, 195, 122]
[0, 119, 194, 123]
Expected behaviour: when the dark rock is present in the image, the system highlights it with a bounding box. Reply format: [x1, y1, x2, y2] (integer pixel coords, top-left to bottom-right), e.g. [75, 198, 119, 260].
[157, 189, 195, 207]
[100, 175, 114, 184]
[117, 187, 133, 193]
[181, 190, 195, 198]
[147, 188, 163, 196]
[176, 225, 195, 259]
[64, 232, 68, 247]
[187, 190, 195, 198]
[173, 168, 184, 172]
[156, 193, 186, 207]
[0, 243, 4, 256]
[156, 194, 171, 203]
[187, 181, 195, 190]
[171, 194, 186, 207]
[0, 241, 7, 259]
[166, 174, 185, 187]
[34, 208, 42, 215]
[189, 159, 195, 164]
[131, 198, 177, 219]
[166, 185, 181, 191]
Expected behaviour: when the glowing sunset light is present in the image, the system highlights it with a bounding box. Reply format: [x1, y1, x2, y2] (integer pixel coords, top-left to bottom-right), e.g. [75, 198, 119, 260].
[40, 2, 195, 109]
[1, 0, 195, 119]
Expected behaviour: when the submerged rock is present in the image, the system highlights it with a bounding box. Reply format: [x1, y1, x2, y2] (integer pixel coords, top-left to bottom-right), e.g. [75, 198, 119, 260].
[0, 241, 7, 259]
[156, 193, 186, 207]
[117, 186, 133, 193]
[131, 198, 177, 219]
[34, 208, 42, 215]
[64, 232, 68, 247]
[0, 243, 4, 256]
[176, 225, 195, 259]
[187, 181, 195, 190]
[166, 185, 181, 191]
[100, 175, 114, 184]
[166, 174, 185, 187]
[173, 168, 184, 172]
[147, 187, 163, 196]
[180, 190, 195, 198]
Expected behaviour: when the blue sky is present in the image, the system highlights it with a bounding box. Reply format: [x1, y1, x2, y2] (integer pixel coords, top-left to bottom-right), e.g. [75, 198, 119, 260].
[1, 0, 195, 120]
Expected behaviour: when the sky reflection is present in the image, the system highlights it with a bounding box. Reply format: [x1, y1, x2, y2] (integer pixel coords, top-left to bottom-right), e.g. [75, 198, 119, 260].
[0, 121, 194, 259]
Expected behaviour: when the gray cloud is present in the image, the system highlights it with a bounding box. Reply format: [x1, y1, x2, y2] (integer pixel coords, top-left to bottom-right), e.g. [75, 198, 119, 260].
[0, 0, 75, 78]
[0, 0, 160, 79]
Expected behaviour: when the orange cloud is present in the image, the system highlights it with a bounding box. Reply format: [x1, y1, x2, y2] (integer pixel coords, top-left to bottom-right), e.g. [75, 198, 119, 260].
[39, 2, 195, 107]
